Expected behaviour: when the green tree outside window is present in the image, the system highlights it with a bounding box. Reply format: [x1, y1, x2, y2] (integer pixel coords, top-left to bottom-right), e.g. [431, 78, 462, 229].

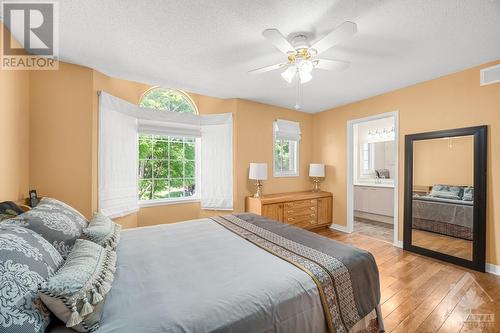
[138, 88, 198, 201]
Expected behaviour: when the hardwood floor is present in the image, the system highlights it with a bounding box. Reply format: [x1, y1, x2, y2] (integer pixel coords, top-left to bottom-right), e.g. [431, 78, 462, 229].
[412, 229, 473, 261]
[315, 228, 500, 332]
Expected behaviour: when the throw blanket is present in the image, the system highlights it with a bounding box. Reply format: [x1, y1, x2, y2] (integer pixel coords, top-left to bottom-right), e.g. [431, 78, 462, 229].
[212, 214, 383, 333]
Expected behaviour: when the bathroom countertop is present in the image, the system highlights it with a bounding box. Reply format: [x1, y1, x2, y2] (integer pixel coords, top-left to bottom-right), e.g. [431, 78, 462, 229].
[354, 182, 395, 188]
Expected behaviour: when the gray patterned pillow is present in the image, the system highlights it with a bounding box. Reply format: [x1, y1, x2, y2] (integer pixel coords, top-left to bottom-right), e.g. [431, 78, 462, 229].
[39, 239, 116, 332]
[462, 186, 474, 201]
[0, 224, 64, 333]
[83, 213, 121, 250]
[429, 184, 463, 200]
[4, 198, 89, 258]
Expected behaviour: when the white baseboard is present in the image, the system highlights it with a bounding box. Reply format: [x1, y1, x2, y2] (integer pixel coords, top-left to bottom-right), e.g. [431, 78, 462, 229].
[486, 263, 500, 276]
[393, 240, 403, 248]
[354, 211, 393, 224]
[329, 224, 352, 233]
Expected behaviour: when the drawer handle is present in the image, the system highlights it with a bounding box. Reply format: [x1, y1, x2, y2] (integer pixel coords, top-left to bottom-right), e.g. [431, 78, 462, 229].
[310, 207, 316, 210]
[287, 210, 294, 214]
[311, 214, 316, 217]
[287, 218, 295, 222]
[310, 200, 316, 203]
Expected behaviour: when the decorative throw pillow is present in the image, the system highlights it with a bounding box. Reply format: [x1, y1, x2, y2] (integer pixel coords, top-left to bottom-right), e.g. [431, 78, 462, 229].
[462, 186, 474, 201]
[4, 198, 89, 258]
[0, 201, 24, 221]
[39, 239, 116, 332]
[0, 225, 64, 333]
[83, 212, 121, 250]
[430, 184, 463, 200]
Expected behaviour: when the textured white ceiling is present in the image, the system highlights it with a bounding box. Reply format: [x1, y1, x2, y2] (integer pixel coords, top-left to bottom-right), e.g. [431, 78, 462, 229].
[25, 1, 500, 112]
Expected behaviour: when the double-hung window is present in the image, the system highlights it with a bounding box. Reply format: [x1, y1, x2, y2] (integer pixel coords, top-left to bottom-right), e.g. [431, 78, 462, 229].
[138, 135, 199, 202]
[273, 119, 301, 177]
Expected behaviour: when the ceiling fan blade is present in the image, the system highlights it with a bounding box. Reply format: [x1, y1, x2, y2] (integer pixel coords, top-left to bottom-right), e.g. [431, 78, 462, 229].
[249, 62, 287, 74]
[310, 21, 357, 55]
[314, 59, 350, 71]
[262, 29, 296, 54]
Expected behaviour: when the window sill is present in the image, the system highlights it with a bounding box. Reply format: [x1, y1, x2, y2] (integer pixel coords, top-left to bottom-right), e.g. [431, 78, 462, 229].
[139, 197, 200, 208]
[273, 173, 299, 178]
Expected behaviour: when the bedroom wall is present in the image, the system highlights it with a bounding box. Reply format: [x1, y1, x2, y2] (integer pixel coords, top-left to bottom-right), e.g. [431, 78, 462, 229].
[312, 60, 500, 266]
[29, 63, 94, 216]
[413, 136, 474, 187]
[28, 63, 313, 228]
[0, 58, 30, 201]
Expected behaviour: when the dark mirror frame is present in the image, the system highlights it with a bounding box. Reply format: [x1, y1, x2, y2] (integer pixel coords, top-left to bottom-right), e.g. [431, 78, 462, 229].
[403, 125, 487, 272]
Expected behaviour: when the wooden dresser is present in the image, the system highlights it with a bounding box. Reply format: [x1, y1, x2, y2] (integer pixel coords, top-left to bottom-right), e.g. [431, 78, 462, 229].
[246, 191, 333, 230]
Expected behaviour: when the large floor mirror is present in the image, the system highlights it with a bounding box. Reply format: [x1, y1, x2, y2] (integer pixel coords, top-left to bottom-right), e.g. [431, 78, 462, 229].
[403, 126, 487, 271]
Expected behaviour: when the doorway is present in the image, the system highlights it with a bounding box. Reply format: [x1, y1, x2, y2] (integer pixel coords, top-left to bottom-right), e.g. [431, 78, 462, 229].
[347, 111, 400, 246]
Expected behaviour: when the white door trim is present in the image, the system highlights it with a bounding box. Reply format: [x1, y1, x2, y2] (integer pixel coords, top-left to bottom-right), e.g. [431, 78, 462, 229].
[346, 111, 400, 247]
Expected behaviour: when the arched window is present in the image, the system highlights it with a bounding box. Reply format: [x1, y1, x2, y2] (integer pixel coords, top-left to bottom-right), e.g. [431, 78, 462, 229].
[137, 87, 199, 203]
[139, 87, 198, 114]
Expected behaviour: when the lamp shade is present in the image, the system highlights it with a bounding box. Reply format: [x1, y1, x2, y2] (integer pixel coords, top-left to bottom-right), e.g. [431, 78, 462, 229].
[309, 163, 325, 177]
[249, 163, 268, 180]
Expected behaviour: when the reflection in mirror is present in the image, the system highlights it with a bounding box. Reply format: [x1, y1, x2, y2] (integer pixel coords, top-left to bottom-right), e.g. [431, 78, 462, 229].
[358, 141, 395, 180]
[411, 135, 474, 260]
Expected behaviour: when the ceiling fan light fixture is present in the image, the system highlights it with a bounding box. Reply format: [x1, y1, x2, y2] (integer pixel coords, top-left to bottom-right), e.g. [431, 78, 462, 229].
[299, 70, 312, 84]
[297, 60, 313, 83]
[299, 59, 314, 74]
[281, 65, 297, 83]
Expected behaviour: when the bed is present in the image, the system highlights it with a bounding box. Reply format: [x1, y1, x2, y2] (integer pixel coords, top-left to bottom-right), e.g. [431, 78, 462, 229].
[47, 213, 383, 333]
[412, 195, 473, 240]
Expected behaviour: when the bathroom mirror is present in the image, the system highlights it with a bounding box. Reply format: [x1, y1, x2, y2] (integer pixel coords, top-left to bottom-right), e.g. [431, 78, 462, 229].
[403, 126, 487, 271]
[358, 141, 395, 180]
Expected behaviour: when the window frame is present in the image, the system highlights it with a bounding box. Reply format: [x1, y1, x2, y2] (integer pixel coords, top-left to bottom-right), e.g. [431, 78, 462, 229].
[359, 142, 375, 178]
[137, 133, 201, 207]
[273, 135, 300, 178]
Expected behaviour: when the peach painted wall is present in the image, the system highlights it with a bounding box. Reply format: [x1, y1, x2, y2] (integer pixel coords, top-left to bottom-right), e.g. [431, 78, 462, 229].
[413, 136, 474, 188]
[235, 99, 314, 208]
[29, 63, 94, 215]
[0, 62, 30, 201]
[312, 60, 500, 265]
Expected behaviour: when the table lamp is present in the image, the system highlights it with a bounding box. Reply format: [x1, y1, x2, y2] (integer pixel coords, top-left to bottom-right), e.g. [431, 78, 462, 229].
[309, 163, 325, 192]
[249, 163, 268, 198]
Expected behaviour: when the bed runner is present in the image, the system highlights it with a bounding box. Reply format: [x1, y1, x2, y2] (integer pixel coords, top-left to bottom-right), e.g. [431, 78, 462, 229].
[210, 215, 380, 333]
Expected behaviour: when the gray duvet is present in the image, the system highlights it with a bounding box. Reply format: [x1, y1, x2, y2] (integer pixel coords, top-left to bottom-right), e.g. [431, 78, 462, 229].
[49, 214, 381, 333]
[413, 196, 473, 228]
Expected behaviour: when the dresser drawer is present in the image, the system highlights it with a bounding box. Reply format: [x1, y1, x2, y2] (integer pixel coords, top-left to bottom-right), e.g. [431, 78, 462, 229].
[284, 206, 317, 218]
[291, 218, 318, 229]
[285, 211, 317, 224]
[284, 199, 317, 210]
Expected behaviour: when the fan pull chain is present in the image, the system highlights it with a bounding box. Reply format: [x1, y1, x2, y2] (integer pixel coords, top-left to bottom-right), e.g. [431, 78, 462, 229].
[295, 75, 302, 110]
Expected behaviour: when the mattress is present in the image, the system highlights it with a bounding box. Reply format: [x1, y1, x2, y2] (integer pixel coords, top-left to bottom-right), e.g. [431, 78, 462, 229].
[48, 213, 382, 333]
[412, 195, 474, 240]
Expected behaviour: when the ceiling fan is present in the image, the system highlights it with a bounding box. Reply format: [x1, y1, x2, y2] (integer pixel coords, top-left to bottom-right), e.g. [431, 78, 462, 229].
[249, 21, 357, 85]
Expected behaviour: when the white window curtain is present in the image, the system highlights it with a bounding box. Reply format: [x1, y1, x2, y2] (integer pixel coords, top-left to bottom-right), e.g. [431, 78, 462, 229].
[99, 93, 139, 218]
[274, 119, 301, 141]
[98, 91, 233, 214]
[200, 114, 233, 210]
